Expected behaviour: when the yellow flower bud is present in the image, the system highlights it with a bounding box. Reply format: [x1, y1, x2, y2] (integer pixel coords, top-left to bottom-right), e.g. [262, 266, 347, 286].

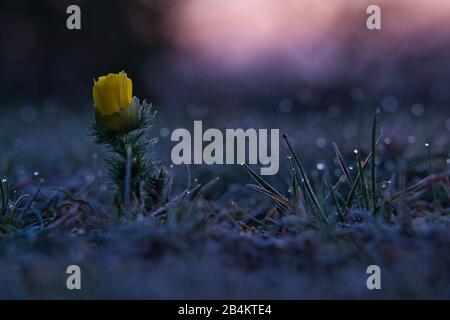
[92, 72, 141, 134]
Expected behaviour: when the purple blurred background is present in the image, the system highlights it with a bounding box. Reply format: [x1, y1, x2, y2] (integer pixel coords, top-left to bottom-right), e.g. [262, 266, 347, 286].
[1, 0, 450, 113]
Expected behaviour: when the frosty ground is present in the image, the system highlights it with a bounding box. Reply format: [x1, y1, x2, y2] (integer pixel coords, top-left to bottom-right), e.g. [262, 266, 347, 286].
[0, 105, 449, 299]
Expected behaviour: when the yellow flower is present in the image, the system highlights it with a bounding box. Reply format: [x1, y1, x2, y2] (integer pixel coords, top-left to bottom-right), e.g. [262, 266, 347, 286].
[93, 72, 132, 116]
[92, 72, 141, 134]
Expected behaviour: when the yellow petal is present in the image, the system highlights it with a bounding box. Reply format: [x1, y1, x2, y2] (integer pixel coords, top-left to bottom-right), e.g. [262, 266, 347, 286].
[93, 75, 120, 115]
[118, 72, 132, 111]
[92, 72, 133, 116]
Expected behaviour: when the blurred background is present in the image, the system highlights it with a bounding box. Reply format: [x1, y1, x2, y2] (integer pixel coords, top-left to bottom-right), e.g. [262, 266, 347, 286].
[0, 0, 449, 187]
[1, 0, 450, 110]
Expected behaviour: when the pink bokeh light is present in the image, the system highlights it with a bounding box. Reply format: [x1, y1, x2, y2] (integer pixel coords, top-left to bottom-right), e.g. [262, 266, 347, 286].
[166, 0, 450, 82]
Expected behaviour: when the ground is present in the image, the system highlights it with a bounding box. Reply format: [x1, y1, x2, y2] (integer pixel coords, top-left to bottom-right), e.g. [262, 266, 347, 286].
[0, 106, 449, 299]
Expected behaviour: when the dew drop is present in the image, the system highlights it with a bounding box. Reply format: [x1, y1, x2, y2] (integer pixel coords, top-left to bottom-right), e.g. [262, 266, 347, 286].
[316, 162, 326, 170]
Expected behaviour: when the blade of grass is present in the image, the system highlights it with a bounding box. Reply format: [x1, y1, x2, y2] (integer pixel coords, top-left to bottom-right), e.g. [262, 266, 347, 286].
[149, 184, 201, 218]
[231, 201, 269, 227]
[371, 110, 378, 214]
[288, 157, 300, 208]
[23, 180, 43, 215]
[333, 143, 354, 186]
[31, 206, 44, 232]
[377, 170, 450, 210]
[246, 184, 295, 209]
[345, 134, 383, 209]
[189, 177, 220, 214]
[1, 178, 9, 215]
[282, 134, 327, 225]
[243, 163, 284, 199]
[301, 179, 314, 215]
[322, 176, 345, 204]
[356, 149, 371, 211]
